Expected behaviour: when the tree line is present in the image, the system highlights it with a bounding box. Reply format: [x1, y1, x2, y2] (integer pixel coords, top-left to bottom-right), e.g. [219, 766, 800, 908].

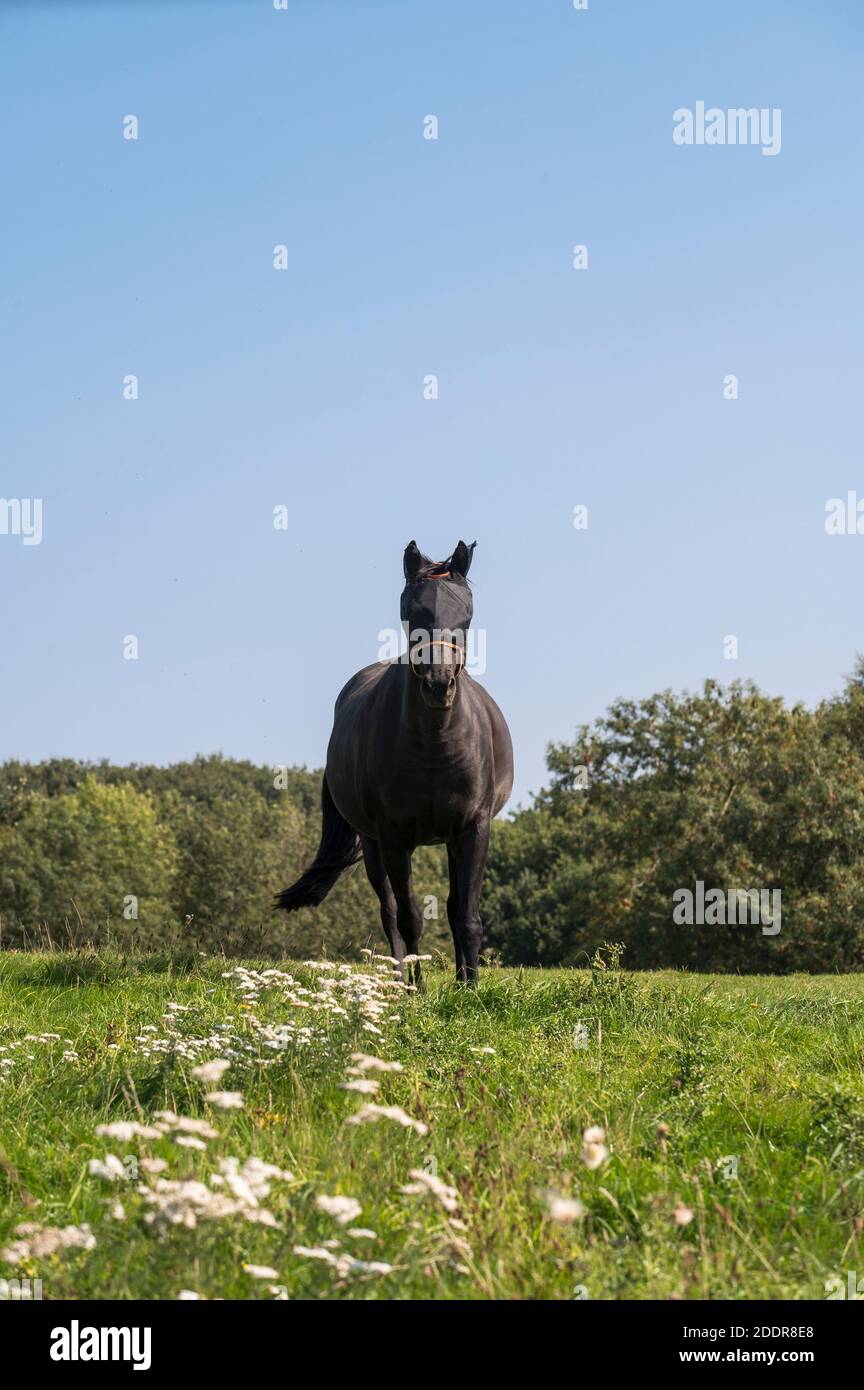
[4, 664, 864, 971]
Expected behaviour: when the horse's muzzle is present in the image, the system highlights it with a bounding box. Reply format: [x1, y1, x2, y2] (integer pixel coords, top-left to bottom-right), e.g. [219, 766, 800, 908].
[419, 672, 457, 708]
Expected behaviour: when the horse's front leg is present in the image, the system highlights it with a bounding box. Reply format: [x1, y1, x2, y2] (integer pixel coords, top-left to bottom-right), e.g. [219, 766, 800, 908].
[360, 835, 401, 961]
[377, 836, 425, 991]
[446, 846, 466, 980]
[448, 818, 490, 985]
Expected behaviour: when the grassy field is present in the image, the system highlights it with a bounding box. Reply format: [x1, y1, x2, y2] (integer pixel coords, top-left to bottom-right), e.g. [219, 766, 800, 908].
[1, 945, 863, 1301]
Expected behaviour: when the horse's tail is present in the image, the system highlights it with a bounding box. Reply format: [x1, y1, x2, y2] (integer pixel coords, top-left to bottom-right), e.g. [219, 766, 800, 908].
[275, 775, 363, 912]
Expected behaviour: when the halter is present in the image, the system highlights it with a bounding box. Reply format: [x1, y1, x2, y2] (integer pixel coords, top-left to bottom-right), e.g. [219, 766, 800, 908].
[409, 639, 465, 676]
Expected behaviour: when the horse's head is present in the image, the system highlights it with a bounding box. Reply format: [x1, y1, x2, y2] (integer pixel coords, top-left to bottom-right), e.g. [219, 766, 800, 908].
[400, 539, 475, 709]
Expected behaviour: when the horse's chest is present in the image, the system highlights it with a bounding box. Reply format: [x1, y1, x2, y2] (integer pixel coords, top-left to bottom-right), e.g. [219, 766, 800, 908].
[377, 746, 481, 832]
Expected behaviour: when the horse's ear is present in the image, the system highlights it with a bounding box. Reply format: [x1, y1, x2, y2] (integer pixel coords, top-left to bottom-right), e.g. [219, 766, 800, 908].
[451, 540, 476, 577]
[403, 540, 431, 581]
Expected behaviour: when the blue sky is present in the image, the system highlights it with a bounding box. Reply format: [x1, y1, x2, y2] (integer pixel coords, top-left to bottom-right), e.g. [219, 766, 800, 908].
[1, 0, 861, 808]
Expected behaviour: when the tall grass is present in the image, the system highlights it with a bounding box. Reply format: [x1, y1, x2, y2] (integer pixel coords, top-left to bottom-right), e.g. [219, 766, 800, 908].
[1, 950, 862, 1300]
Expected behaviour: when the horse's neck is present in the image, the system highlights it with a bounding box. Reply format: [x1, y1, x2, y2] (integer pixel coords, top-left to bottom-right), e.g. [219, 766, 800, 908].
[398, 668, 466, 744]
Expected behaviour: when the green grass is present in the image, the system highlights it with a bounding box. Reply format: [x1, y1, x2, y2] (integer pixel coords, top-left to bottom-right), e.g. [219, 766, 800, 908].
[1, 947, 863, 1301]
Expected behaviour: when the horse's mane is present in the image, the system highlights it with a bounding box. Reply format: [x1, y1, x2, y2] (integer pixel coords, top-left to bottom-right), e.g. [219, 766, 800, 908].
[411, 544, 476, 586]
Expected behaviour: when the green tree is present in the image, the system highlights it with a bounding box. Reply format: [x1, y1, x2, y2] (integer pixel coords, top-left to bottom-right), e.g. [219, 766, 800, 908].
[0, 777, 177, 944]
[485, 680, 864, 973]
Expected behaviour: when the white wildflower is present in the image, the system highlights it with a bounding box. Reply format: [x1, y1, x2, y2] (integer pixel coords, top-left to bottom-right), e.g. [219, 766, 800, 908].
[154, 1113, 219, 1138]
[346, 1104, 428, 1135]
[401, 1168, 459, 1212]
[191, 1059, 231, 1085]
[545, 1192, 586, 1224]
[581, 1125, 609, 1170]
[315, 1194, 362, 1226]
[95, 1121, 163, 1142]
[2, 1222, 96, 1262]
[292, 1245, 392, 1278]
[88, 1154, 127, 1182]
[293, 1245, 336, 1264]
[205, 1091, 244, 1110]
[141, 1157, 168, 1175]
[348, 1053, 404, 1073]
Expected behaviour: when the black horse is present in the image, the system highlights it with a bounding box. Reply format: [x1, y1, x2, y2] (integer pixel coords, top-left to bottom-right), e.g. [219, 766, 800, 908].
[276, 540, 513, 984]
